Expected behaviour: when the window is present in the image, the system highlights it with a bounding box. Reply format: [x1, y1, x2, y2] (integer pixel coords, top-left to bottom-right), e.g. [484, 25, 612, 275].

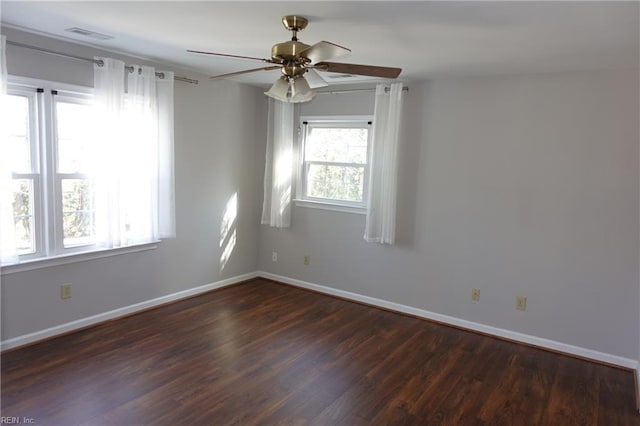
[3, 87, 40, 257]
[1, 80, 102, 261]
[55, 93, 98, 250]
[1, 76, 167, 266]
[297, 117, 372, 213]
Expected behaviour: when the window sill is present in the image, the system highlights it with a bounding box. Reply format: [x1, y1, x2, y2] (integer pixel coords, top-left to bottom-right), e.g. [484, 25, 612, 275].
[294, 199, 366, 215]
[0, 242, 160, 275]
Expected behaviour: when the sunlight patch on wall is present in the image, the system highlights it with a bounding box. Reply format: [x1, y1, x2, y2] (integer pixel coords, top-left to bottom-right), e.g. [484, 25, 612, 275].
[219, 192, 237, 272]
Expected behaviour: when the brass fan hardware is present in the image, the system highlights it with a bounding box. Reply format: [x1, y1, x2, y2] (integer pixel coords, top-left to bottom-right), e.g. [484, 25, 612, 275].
[282, 15, 308, 33]
[187, 15, 402, 103]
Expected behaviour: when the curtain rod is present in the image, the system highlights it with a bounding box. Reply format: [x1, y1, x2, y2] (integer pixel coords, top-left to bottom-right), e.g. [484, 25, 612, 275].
[315, 86, 409, 95]
[7, 40, 199, 85]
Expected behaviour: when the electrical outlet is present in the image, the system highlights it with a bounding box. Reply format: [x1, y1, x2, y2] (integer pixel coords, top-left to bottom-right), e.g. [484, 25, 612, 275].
[272, 251, 278, 262]
[303, 255, 310, 266]
[471, 288, 480, 302]
[516, 296, 527, 311]
[60, 283, 72, 300]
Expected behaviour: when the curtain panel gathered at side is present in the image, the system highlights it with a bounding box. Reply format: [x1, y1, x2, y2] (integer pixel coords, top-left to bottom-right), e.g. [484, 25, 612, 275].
[0, 34, 18, 264]
[93, 57, 175, 248]
[261, 98, 295, 228]
[364, 82, 404, 245]
[0, 34, 6, 94]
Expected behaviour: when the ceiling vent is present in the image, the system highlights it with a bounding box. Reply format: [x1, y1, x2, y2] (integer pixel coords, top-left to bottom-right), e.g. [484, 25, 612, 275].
[64, 27, 114, 40]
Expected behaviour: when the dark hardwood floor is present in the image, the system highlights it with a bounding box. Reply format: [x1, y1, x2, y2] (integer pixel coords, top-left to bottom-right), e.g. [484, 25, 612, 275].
[1, 278, 637, 425]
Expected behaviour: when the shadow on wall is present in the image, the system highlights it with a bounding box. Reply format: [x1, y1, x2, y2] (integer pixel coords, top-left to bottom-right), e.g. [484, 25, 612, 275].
[394, 85, 425, 249]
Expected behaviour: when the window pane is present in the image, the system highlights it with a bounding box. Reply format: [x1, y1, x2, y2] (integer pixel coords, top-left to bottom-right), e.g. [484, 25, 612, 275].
[1, 95, 32, 173]
[306, 164, 365, 202]
[61, 179, 96, 247]
[12, 179, 36, 254]
[305, 127, 368, 164]
[56, 101, 96, 173]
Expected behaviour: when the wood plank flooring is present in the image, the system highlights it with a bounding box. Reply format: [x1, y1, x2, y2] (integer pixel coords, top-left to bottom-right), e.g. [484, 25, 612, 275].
[1, 278, 637, 425]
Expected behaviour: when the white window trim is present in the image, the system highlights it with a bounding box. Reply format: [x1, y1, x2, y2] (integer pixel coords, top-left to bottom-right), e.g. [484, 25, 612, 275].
[9, 75, 92, 98]
[295, 115, 373, 214]
[8, 84, 44, 260]
[3, 75, 162, 268]
[294, 199, 366, 215]
[51, 89, 98, 255]
[0, 241, 159, 275]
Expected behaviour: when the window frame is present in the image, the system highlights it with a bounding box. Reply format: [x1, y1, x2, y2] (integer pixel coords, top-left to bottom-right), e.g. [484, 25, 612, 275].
[296, 115, 373, 214]
[5, 85, 44, 260]
[51, 90, 99, 254]
[2, 76, 158, 271]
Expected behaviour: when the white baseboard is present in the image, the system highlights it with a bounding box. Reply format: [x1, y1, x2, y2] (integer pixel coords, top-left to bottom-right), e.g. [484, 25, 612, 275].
[259, 271, 638, 370]
[636, 369, 640, 412]
[0, 271, 259, 351]
[3, 269, 637, 372]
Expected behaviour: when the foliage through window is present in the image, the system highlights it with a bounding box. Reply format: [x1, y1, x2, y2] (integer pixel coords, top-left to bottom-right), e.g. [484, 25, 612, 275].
[3, 86, 39, 257]
[298, 117, 372, 210]
[0, 82, 100, 260]
[1, 76, 170, 264]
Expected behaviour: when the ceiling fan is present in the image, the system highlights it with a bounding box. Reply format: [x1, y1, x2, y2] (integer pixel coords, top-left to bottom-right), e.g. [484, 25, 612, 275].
[188, 15, 402, 103]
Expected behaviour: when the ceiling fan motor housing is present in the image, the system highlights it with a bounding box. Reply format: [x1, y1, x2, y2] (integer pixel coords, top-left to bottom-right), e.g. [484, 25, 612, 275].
[271, 40, 310, 64]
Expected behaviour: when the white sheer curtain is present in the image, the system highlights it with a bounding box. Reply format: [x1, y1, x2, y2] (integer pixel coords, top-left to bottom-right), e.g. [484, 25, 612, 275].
[123, 64, 158, 243]
[93, 57, 175, 248]
[364, 82, 404, 245]
[94, 57, 126, 247]
[156, 71, 176, 238]
[0, 35, 6, 94]
[0, 34, 18, 264]
[261, 98, 295, 228]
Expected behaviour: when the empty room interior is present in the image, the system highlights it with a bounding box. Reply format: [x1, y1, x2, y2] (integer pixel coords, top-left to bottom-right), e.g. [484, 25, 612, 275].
[1, 1, 639, 424]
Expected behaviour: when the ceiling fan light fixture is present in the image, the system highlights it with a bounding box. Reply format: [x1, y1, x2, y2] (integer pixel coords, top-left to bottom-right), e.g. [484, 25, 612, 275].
[265, 76, 315, 104]
[264, 76, 290, 102]
[289, 76, 315, 103]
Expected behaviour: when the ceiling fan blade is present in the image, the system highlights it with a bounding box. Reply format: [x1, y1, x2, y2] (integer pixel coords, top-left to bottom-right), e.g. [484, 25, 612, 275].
[304, 69, 328, 89]
[188, 49, 275, 64]
[210, 66, 282, 80]
[315, 62, 402, 79]
[299, 41, 351, 64]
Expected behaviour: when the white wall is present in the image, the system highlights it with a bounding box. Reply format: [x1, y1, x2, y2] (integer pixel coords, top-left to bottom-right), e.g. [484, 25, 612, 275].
[0, 28, 266, 341]
[1, 28, 638, 366]
[259, 71, 640, 361]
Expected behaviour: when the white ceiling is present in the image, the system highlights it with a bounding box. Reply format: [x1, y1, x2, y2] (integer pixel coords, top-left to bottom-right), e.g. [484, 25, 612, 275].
[1, 1, 638, 87]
